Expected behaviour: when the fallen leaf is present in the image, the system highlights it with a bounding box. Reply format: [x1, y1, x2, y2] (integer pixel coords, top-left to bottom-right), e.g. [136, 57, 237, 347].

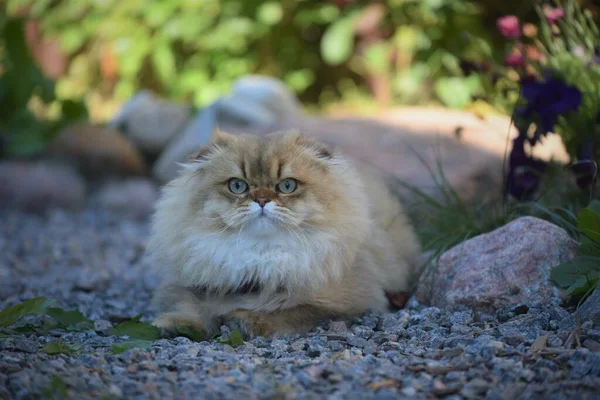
[46, 308, 93, 331]
[530, 335, 548, 353]
[43, 341, 80, 355]
[111, 339, 154, 354]
[109, 320, 160, 341]
[368, 379, 399, 391]
[0, 297, 55, 327]
[215, 329, 244, 347]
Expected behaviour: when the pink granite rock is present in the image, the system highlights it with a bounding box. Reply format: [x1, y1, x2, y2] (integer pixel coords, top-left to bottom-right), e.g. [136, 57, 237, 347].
[415, 217, 578, 312]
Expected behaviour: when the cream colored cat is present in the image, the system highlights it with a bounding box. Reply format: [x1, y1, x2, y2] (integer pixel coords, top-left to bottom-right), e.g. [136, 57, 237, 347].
[148, 129, 421, 337]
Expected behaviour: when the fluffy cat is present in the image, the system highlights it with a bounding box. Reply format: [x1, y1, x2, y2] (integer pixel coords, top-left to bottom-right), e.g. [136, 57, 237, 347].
[148, 129, 421, 337]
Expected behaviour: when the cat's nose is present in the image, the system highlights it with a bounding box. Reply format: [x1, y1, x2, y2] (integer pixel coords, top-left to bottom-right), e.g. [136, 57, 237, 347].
[254, 197, 271, 208]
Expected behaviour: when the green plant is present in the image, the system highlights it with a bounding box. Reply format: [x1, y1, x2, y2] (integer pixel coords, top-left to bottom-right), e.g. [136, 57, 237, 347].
[5, 0, 510, 113]
[551, 200, 600, 297]
[0, 15, 88, 157]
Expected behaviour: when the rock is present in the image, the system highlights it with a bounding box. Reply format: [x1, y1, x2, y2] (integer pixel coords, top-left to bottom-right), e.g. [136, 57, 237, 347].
[229, 75, 299, 120]
[0, 161, 86, 212]
[214, 75, 300, 131]
[93, 179, 158, 219]
[583, 339, 600, 352]
[48, 122, 147, 178]
[93, 319, 113, 333]
[578, 285, 600, 323]
[415, 217, 577, 312]
[152, 104, 217, 183]
[215, 97, 277, 127]
[109, 90, 191, 154]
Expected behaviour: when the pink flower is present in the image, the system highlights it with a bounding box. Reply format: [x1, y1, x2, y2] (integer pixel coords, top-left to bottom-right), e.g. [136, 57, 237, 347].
[504, 51, 525, 68]
[497, 15, 521, 39]
[545, 8, 565, 25]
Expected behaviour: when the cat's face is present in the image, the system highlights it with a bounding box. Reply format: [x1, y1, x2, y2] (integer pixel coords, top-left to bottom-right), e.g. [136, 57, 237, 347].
[179, 130, 359, 235]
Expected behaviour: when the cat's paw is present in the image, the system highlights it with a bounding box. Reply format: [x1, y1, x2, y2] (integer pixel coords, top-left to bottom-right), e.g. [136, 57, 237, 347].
[224, 310, 276, 338]
[152, 312, 206, 338]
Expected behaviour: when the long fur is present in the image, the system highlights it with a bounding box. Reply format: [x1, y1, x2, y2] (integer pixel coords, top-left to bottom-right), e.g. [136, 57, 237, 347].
[148, 130, 421, 336]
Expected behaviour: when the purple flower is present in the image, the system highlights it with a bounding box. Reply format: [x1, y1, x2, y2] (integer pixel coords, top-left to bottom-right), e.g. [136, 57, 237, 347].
[497, 16, 521, 39]
[517, 76, 582, 141]
[506, 133, 547, 200]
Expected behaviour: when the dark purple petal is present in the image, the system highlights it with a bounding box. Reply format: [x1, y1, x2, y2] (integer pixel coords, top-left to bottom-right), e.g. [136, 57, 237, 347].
[518, 75, 582, 135]
[506, 133, 547, 200]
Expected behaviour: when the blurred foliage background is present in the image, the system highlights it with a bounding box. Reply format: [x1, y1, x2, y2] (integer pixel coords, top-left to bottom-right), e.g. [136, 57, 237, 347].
[1, 0, 599, 156]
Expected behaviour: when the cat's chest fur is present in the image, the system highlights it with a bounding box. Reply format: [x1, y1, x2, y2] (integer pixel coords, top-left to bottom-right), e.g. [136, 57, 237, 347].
[178, 227, 337, 293]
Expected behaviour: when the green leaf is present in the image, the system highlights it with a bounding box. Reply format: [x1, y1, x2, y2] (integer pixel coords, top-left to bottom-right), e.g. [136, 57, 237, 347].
[578, 241, 600, 257]
[587, 200, 600, 216]
[46, 308, 93, 331]
[257, 2, 283, 25]
[151, 40, 176, 86]
[565, 272, 600, 296]
[43, 341, 80, 355]
[108, 320, 160, 341]
[111, 339, 154, 355]
[321, 14, 356, 66]
[215, 329, 244, 347]
[551, 256, 600, 288]
[364, 42, 390, 74]
[434, 76, 480, 109]
[578, 208, 600, 244]
[176, 325, 205, 342]
[0, 297, 55, 327]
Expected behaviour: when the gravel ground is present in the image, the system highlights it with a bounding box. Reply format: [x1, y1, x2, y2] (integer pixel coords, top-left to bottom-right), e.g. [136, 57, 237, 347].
[1, 208, 600, 400]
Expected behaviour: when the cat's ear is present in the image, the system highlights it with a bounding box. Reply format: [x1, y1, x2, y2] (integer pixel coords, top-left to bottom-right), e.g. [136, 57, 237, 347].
[212, 127, 236, 146]
[295, 134, 334, 160]
[180, 128, 235, 172]
[187, 145, 213, 163]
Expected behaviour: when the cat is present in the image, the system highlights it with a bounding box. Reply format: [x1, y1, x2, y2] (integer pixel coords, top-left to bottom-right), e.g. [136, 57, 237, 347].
[148, 129, 421, 337]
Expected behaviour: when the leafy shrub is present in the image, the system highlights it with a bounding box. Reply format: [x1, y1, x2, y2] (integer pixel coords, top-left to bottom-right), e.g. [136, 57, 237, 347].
[552, 200, 600, 297]
[5, 0, 507, 111]
[0, 16, 87, 157]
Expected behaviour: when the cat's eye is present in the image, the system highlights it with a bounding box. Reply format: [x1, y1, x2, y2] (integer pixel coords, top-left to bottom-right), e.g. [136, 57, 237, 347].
[276, 178, 298, 194]
[228, 178, 248, 194]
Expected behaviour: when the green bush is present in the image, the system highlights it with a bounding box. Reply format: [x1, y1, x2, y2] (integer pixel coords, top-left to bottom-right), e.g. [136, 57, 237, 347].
[5, 0, 513, 111]
[0, 16, 87, 157]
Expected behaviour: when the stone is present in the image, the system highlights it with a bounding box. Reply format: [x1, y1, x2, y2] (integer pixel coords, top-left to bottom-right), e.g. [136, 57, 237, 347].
[214, 76, 300, 133]
[152, 104, 217, 183]
[48, 123, 147, 178]
[450, 311, 474, 326]
[230, 75, 300, 120]
[0, 161, 86, 213]
[93, 320, 113, 333]
[583, 339, 600, 352]
[578, 285, 600, 323]
[110, 90, 191, 154]
[215, 96, 277, 127]
[415, 217, 577, 312]
[93, 179, 159, 219]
